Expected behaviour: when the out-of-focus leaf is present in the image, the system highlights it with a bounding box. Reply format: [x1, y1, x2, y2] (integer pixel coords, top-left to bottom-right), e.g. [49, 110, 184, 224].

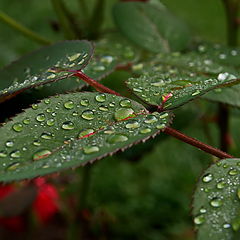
[112, 1, 190, 53]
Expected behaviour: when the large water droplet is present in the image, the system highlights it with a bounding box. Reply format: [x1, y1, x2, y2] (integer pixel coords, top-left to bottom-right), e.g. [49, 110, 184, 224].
[23, 118, 30, 125]
[126, 121, 140, 129]
[81, 110, 94, 120]
[6, 162, 20, 171]
[202, 173, 213, 183]
[67, 53, 81, 61]
[36, 113, 46, 122]
[41, 132, 53, 140]
[6, 141, 14, 148]
[216, 181, 226, 189]
[47, 118, 55, 126]
[80, 99, 89, 106]
[95, 94, 106, 103]
[114, 108, 134, 121]
[210, 198, 223, 208]
[83, 146, 99, 154]
[144, 115, 158, 124]
[99, 105, 108, 112]
[64, 100, 75, 109]
[10, 150, 21, 158]
[62, 121, 74, 130]
[33, 140, 41, 146]
[120, 99, 131, 108]
[140, 128, 151, 134]
[0, 151, 7, 158]
[194, 214, 205, 225]
[33, 149, 52, 160]
[228, 168, 238, 176]
[12, 123, 23, 132]
[107, 134, 128, 144]
[78, 129, 94, 138]
[32, 104, 38, 110]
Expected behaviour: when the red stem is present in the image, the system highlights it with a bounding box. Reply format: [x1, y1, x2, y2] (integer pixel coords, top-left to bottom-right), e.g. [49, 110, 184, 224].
[74, 71, 121, 96]
[164, 127, 233, 159]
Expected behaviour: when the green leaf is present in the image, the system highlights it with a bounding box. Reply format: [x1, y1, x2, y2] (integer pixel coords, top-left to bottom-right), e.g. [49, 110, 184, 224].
[112, 1, 190, 53]
[127, 51, 240, 110]
[0, 92, 172, 182]
[193, 158, 240, 240]
[0, 40, 93, 102]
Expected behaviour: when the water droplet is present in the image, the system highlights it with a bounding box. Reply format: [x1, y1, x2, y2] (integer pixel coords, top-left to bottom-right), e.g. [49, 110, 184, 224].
[140, 128, 151, 134]
[93, 65, 105, 72]
[5, 141, 14, 148]
[32, 104, 38, 110]
[151, 81, 165, 87]
[192, 90, 201, 96]
[144, 115, 158, 124]
[72, 111, 78, 116]
[202, 173, 213, 183]
[223, 223, 231, 229]
[64, 100, 75, 109]
[0, 151, 7, 158]
[99, 105, 108, 111]
[78, 129, 94, 138]
[44, 99, 50, 104]
[156, 124, 165, 129]
[62, 121, 74, 130]
[12, 123, 23, 132]
[80, 99, 89, 106]
[36, 113, 46, 122]
[67, 53, 81, 61]
[6, 162, 20, 171]
[210, 198, 223, 208]
[216, 181, 226, 189]
[47, 118, 55, 126]
[46, 108, 53, 113]
[200, 208, 207, 214]
[126, 121, 140, 129]
[83, 146, 99, 154]
[33, 140, 41, 146]
[194, 215, 205, 225]
[114, 108, 134, 121]
[33, 149, 51, 160]
[120, 99, 131, 108]
[101, 55, 113, 64]
[95, 94, 106, 103]
[107, 134, 128, 144]
[228, 168, 238, 176]
[10, 150, 21, 158]
[23, 118, 30, 125]
[81, 110, 94, 120]
[41, 132, 53, 140]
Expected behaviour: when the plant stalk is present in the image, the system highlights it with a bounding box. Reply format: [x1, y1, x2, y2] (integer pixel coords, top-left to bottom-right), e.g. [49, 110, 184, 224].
[164, 127, 233, 159]
[74, 71, 121, 96]
[0, 11, 51, 45]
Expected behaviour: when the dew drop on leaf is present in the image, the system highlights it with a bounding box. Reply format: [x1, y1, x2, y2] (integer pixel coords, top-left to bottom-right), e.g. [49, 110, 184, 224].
[80, 99, 89, 106]
[64, 100, 75, 109]
[228, 168, 238, 176]
[78, 129, 94, 138]
[6, 162, 20, 171]
[5, 141, 14, 148]
[81, 110, 94, 120]
[140, 128, 152, 134]
[47, 119, 55, 126]
[119, 99, 131, 108]
[62, 121, 75, 130]
[202, 173, 213, 183]
[210, 198, 223, 208]
[10, 150, 21, 158]
[12, 123, 23, 132]
[23, 118, 30, 125]
[41, 132, 53, 140]
[107, 134, 128, 144]
[194, 214, 205, 225]
[114, 108, 134, 121]
[126, 121, 140, 129]
[144, 115, 158, 124]
[95, 93, 106, 103]
[36, 113, 46, 122]
[0, 151, 7, 158]
[33, 149, 52, 161]
[83, 146, 99, 154]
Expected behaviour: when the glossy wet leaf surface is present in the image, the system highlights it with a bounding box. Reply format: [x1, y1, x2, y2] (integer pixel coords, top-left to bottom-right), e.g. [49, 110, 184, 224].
[0, 92, 172, 181]
[113, 1, 190, 53]
[193, 158, 240, 240]
[0, 40, 93, 102]
[127, 50, 240, 109]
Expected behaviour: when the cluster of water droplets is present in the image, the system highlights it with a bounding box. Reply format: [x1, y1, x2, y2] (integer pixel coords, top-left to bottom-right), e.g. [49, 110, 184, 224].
[193, 159, 240, 239]
[0, 92, 170, 180]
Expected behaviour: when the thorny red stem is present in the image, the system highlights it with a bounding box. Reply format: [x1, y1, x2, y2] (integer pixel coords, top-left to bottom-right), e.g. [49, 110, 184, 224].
[75, 71, 234, 159]
[164, 127, 233, 159]
[74, 71, 121, 96]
